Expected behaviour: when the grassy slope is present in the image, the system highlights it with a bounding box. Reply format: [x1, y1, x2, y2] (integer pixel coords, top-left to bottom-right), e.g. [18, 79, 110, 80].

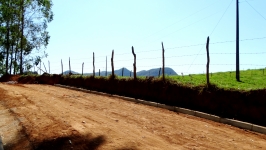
[168, 69, 266, 91]
[21, 68, 265, 91]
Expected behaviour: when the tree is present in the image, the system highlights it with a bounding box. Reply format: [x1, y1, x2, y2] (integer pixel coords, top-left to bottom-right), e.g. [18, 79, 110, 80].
[0, 0, 53, 75]
[19, 0, 53, 74]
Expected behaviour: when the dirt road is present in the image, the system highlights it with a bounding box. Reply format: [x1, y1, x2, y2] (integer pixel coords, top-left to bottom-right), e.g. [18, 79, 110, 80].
[0, 83, 266, 150]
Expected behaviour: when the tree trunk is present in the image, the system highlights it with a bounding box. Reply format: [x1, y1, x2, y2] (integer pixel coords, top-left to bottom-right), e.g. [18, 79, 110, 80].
[9, 44, 14, 74]
[14, 40, 19, 75]
[5, 5, 10, 74]
[20, 0, 25, 74]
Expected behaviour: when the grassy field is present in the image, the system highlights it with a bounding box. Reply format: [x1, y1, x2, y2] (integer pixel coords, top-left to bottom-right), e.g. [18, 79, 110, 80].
[83, 68, 266, 91]
[167, 68, 266, 91]
[18, 68, 266, 91]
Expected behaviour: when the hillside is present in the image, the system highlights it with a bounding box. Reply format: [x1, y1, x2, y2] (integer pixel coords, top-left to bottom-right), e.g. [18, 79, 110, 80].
[137, 67, 177, 76]
[66, 67, 177, 77]
[63, 70, 79, 75]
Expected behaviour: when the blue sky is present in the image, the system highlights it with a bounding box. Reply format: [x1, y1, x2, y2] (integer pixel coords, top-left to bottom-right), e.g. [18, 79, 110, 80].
[38, 0, 266, 75]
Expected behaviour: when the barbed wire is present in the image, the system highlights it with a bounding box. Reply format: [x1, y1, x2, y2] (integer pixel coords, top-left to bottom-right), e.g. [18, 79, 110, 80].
[48, 63, 266, 71]
[47, 51, 266, 65]
[133, 0, 221, 46]
[56, 36, 266, 62]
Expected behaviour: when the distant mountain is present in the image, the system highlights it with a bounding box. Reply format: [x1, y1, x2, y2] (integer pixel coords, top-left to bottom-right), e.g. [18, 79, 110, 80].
[137, 67, 177, 77]
[63, 70, 80, 75]
[84, 68, 131, 76]
[64, 67, 177, 77]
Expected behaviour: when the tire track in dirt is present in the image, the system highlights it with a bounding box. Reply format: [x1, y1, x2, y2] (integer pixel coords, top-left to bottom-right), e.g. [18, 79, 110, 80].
[24, 84, 266, 149]
[24, 85, 175, 149]
[0, 84, 106, 150]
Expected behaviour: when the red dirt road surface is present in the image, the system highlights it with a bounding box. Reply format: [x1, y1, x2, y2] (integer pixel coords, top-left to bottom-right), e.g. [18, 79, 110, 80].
[0, 83, 266, 150]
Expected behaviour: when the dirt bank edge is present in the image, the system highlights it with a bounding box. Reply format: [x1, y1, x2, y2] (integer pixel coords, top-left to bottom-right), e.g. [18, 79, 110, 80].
[54, 84, 266, 135]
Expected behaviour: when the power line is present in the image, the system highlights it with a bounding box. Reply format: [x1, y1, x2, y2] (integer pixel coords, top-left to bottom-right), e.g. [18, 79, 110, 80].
[245, 0, 266, 22]
[210, 0, 234, 36]
[186, 0, 234, 73]
[133, 0, 221, 46]
[154, 9, 224, 42]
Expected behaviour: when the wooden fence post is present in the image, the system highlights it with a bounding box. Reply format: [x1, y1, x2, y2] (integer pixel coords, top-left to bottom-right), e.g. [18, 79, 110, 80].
[48, 61, 50, 74]
[61, 59, 63, 75]
[162, 42, 165, 81]
[43, 62, 47, 73]
[82, 62, 84, 75]
[111, 50, 114, 78]
[69, 57, 71, 75]
[206, 36, 210, 86]
[122, 67, 124, 77]
[130, 70, 132, 77]
[158, 68, 161, 78]
[93, 52, 95, 77]
[106, 56, 107, 76]
[132, 46, 137, 80]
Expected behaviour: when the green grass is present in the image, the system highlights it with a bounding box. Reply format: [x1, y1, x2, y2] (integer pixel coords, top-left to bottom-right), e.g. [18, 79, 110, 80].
[167, 68, 266, 91]
[62, 68, 266, 91]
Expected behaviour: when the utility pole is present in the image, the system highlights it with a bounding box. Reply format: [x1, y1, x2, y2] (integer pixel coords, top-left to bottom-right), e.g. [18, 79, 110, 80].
[236, 0, 240, 81]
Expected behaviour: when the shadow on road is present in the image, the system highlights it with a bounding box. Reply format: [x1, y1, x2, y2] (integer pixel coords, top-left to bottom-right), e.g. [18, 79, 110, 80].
[34, 134, 106, 150]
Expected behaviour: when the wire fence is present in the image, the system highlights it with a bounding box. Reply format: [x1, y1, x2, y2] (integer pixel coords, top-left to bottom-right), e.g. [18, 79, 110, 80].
[37, 37, 266, 76]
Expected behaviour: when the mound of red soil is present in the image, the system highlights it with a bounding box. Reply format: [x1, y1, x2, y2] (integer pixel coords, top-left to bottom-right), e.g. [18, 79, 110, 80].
[0, 74, 20, 82]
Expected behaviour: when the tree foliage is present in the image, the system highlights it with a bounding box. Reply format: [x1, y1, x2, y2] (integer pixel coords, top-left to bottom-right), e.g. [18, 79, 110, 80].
[0, 0, 53, 75]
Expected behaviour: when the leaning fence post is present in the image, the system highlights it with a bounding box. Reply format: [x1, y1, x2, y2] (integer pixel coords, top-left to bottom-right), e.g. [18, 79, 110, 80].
[111, 50, 114, 78]
[162, 42, 165, 81]
[132, 46, 137, 80]
[206, 36, 210, 86]
[43, 62, 47, 73]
